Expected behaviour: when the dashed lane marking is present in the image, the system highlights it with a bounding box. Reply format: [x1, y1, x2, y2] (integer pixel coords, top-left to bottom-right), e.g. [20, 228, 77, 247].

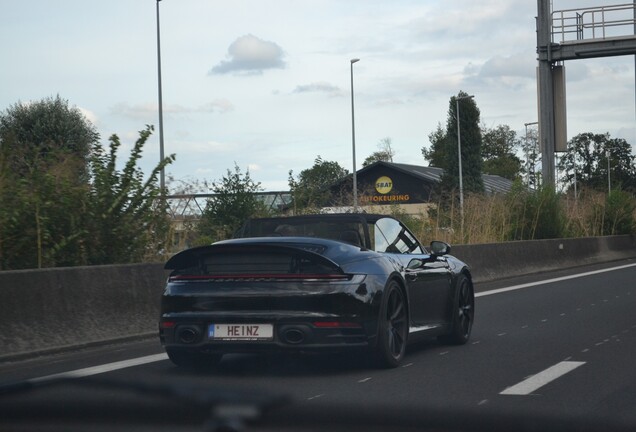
[500, 361, 585, 396]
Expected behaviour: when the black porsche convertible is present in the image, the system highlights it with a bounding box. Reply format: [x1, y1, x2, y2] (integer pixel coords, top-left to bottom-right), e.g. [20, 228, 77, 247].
[159, 213, 474, 369]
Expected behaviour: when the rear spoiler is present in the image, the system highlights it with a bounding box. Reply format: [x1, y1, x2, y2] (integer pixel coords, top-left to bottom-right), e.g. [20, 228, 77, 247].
[164, 242, 341, 272]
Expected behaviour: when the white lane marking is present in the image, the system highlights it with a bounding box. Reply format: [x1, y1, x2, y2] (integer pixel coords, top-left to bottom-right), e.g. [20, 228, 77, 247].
[28, 353, 168, 384]
[358, 377, 372, 383]
[307, 394, 324, 400]
[476, 263, 636, 298]
[500, 361, 585, 395]
[401, 363, 414, 368]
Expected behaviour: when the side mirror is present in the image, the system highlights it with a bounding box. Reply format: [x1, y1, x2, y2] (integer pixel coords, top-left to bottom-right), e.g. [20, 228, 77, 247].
[430, 241, 451, 256]
[407, 258, 424, 270]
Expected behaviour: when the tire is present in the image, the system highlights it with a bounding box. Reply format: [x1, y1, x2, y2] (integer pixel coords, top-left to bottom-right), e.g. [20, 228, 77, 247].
[375, 281, 408, 368]
[439, 274, 474, 345]
[166, 348, 223, 370]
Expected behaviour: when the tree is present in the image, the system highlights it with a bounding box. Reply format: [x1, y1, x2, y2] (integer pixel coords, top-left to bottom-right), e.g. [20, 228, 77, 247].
[288, 156, 349, 211]
[558, 132, 636, 192]
[0, 96, 99, 269]
[481, 124, 522, 180]
[363, 137, 395, 167]
[422, 123, 450, 169]
[0, 95, 98, 180]
[198, 164, 270, 241]
[441, 92, 483, 193]
[87, 125, 175, 264]
[0, 96, 176, 269]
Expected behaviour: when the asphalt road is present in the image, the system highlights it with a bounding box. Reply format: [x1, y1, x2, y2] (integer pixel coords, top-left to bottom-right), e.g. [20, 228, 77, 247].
[2, 259, 636, 430]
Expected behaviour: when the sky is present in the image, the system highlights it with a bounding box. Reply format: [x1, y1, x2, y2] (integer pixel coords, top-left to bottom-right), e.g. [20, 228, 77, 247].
[1, 0, 636, 192]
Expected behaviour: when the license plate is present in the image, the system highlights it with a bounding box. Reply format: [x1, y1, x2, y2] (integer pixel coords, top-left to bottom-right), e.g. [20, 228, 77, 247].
[208, 324, 274, 341]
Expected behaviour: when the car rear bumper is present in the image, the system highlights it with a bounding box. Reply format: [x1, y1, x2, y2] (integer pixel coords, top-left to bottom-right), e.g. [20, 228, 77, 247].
[159, 315, 376, 353]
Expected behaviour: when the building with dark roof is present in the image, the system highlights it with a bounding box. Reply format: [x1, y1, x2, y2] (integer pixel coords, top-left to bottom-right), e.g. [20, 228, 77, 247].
[328, 161, 513, 212]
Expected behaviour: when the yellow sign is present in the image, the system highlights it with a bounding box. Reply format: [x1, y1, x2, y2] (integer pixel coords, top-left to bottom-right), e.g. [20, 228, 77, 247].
[375, 176, 393, 194]
[361, 194, 410, 203]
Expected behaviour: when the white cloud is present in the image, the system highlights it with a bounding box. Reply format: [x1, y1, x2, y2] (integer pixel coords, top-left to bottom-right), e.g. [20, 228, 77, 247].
[110, 103, 157, 121]
[110, 100, 234, 121]
[292, 82, 344, 96]
[209, 34, 286, 75]
[473, 53, 536, 79]
[175, 140, 235, 154]
[198, 99, 235, 113]
[78, 107, 98, 125]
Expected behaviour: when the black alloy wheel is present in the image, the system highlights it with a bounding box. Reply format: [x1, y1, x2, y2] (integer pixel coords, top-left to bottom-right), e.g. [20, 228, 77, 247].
[376, 282, 408, 368]
[440, 274, 474, 345]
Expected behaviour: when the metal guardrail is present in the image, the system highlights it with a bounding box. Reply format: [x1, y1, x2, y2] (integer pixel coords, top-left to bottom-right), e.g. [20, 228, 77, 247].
[552, 3, 636, 43]
[166, 192, 292, 219]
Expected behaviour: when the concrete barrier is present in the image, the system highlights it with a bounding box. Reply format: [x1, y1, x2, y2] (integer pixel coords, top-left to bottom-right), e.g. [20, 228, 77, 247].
[0, 263, 166, 361]
[0, 235, 635, 361]
[452, 235, 636, 283]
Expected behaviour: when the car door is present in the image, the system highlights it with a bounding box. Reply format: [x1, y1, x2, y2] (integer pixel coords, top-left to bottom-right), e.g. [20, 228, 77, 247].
[374, 217, 451, 328]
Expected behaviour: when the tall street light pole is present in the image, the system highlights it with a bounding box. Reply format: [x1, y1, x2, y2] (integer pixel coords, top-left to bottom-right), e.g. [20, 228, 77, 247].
[156, 0, 166, 192]
[456, 94, 474, 222]
[350, 58, 360, 211]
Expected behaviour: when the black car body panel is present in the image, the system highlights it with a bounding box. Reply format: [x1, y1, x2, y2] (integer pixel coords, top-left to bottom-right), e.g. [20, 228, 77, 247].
[160, 213, 473, 366]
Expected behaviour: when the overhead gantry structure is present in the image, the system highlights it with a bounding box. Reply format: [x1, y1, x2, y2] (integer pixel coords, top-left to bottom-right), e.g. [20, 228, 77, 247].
[536, 0, 636, 186]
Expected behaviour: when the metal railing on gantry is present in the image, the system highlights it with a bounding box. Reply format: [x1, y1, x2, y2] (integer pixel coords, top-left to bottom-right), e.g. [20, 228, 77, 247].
[552, 3, 636, 43]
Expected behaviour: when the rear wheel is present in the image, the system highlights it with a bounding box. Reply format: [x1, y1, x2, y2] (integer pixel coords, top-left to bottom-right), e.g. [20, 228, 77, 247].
[166, 348, 223, 370]
[439, 274, 474, 345]
[375, 282, 408, 368]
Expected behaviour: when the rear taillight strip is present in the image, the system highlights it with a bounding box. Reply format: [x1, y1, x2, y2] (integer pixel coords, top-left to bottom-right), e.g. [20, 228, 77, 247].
[169, 274, 350, 282]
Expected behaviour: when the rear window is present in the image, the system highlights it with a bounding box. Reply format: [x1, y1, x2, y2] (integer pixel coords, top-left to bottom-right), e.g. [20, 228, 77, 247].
[238, 220, 365, 247]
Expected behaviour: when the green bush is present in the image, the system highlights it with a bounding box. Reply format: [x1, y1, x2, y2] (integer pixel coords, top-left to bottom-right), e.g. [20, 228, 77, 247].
[603, 189, 636, 235]
[507, 184, 565, 240]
